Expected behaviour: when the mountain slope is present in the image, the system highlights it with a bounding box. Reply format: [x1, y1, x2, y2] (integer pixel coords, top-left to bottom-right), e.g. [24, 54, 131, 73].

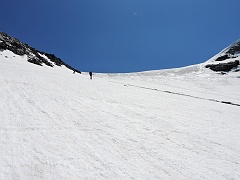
[0, 32, 81, 73]
[205, 39, 240, 72]
[1, 43, 240, 179]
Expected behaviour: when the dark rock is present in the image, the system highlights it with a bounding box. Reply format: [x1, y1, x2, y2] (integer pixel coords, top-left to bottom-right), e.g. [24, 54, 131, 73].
[0, 32, 81, 73]
[0, 41, 8, 51]
[226, 41, 240, 55]
[8, 45, 26, 55]
[206, 60, 239, 72]
[27, 58, 43, 66]
[215, 54, 229, 61]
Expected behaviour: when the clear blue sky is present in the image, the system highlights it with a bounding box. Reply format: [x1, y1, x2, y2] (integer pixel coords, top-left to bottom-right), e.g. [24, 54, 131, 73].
[1, 0, 240, 73]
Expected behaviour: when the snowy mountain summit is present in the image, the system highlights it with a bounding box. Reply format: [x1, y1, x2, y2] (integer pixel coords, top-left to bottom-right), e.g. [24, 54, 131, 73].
[0, 33, 240, 179]
[0, 32, 81, 73]
[205, 39, 240, 72]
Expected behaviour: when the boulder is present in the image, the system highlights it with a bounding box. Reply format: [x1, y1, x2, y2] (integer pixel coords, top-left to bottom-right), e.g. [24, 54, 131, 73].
[215, 54, 229, 61]
[206, 60, 239, 72]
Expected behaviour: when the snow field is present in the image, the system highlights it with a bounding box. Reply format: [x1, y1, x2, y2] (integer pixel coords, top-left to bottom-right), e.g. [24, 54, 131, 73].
[0, 50, 240, 179]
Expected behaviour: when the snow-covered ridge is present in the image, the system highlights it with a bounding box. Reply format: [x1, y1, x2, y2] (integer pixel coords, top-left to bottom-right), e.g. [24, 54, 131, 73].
[1, 31, 239, 74]
[103, 40, 240, 77]
[205, 39, 240, 72]
[206, 39, 240, 63]
[0, 32, 81, 73]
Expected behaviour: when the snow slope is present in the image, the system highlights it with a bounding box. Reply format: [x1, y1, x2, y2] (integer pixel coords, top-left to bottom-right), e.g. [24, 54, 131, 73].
[1, 50, 240, 180]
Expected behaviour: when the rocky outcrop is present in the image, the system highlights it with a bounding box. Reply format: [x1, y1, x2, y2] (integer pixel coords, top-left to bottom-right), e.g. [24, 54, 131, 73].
[226, 41, 240, 55]
[215, 54, 229, 61]
[205, 39, 240, 73]
[0, 32, 81, 73]
[206, 60, 239, 72]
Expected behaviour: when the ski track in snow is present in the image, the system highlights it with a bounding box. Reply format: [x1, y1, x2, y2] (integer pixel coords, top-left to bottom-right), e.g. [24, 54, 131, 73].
[0, 50, 240, 179]
[120, 83, 240, 107]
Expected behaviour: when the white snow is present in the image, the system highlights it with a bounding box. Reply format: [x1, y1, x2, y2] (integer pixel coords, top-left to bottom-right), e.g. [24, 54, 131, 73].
[37, 52, 54, 66]
[38, 52, 50, 61]
[0, 50, 240, 179]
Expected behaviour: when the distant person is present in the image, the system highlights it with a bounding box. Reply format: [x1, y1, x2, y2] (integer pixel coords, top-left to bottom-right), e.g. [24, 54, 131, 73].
[89, 71, 93, 79]
[73, 70, 75, 74]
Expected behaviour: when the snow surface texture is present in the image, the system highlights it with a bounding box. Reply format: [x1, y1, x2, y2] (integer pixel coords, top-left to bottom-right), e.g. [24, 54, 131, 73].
[1, 50, 240, 180]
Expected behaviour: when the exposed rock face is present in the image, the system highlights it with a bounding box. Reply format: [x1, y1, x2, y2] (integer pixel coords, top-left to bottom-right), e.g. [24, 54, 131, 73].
[0, 32, 81, 73]
[206, 60, 239, 72]
[215, 54, 229, 61]
[205, 40, 240, 72]
[226, 41, 240, 55]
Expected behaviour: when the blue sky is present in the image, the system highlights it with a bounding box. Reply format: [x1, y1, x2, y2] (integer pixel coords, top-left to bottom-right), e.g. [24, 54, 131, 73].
[1, 0, 240, 73]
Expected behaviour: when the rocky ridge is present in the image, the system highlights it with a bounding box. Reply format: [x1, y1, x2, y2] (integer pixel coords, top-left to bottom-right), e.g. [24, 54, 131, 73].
[205, 40, 240, 72]
[0, 32, 81, 73]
